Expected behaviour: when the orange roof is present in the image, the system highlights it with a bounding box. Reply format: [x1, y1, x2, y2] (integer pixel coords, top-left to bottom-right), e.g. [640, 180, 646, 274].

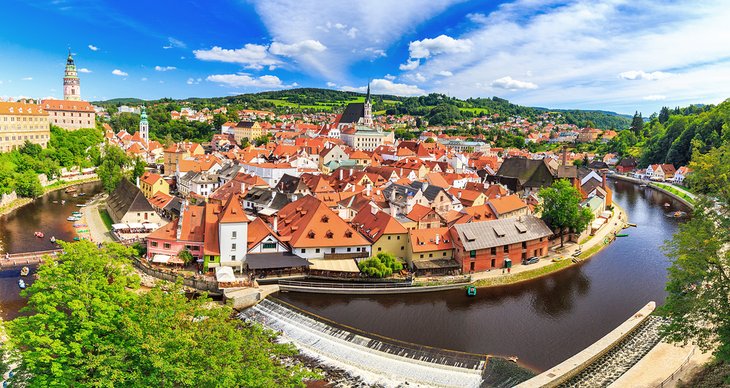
[448, 188, 485, 204]
[351, 209, 407, 243]
[219, 196, 249, 223]
[409, 227, 453, 253]
[148, 191, 173, 208]
[462, 204, 497, 221]
[0, 101, 47, 116]
[406, 204, 436, 222]
[41, 99, 94, 112]
[425, 172, 450, 188]
[203, 203, 221, 256]
[488, 195, 527, 216]
[247, 217, 281, 250]
[140, 172, 163, 186]
[276, 195, 369, 248]
[484, 185, 508, 199]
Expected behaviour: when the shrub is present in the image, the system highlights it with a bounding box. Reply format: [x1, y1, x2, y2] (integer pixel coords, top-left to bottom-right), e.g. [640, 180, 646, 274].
[358, 252, 403, 278]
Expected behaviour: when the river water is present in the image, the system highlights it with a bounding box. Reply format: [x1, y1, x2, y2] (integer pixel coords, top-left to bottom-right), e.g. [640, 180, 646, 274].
[277, 179, 690, 372]
[0, 181, 103, 320]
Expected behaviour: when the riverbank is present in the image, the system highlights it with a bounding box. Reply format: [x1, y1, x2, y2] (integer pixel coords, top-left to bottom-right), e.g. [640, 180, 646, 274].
[609, 174, 695, 209]
[471, 202, 627, 289]
[0, 176, 100, 218]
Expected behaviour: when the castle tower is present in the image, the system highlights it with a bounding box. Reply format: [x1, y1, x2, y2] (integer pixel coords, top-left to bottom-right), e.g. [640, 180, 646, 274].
[139, 106, 149, 142]
[63, 50, 81, 101]
[362, 82, 373, 127]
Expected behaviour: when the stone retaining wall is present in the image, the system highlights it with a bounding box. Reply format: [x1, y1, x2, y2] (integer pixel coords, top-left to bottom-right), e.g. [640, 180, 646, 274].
[278, 282, 469, 294]
[131, 257, 221, 294]
[515, 301, 656, 388]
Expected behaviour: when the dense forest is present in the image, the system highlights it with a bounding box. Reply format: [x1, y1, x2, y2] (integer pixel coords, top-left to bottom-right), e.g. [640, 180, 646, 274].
[95, 88, 632, 130]
[639, 101, 729, 168]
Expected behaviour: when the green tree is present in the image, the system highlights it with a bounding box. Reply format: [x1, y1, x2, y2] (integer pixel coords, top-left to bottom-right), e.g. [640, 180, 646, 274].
[358, 252, 404, 278]
[132, 157, 146, 182]
[630, 111, 644, 137]
[6, 241, 314, 387]
[685, 143, 730, 202]
[660, 198, 730, 366]
[14, 170, 43, 198]
[537, 179, 594, 247]
[658, 106, 670, 124]
[97, 145, 129, 193]
[177, 249, 194, 266]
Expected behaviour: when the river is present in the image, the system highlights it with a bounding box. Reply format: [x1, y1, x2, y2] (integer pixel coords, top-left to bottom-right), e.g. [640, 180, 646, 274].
[276, 179, 690, 372]
[0, 181, 103, 321]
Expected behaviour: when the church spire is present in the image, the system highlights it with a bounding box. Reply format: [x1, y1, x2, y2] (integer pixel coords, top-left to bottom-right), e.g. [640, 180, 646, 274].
[362, 80, 373, 127]
[365, 81, 371, 104]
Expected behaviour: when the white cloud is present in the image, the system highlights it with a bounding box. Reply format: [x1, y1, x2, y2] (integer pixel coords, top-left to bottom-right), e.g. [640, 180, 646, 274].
[363, 47, 387, 58]
[21, 77, 33, 81]
[383, 74, 396, 81]
[342, 79, 424, 96]
[491, 76, 538, 90]
[326, 81, 337, 87]
[88, 44, 99, 51]
[269, 40, 327, 57]
[154, 66, 177, 72]
[112, 69, 128, 76]
[643, 95, 667, 101]
[78, 68, 92, 73]
[163, 37, 186, 49]
[187, 78, 203, 85]
[438, 70, 453, 77]
[249, 0, 462, 79]
[206, 73, 289, 88]
[407, 34, 473, 59]
[399, 59, 420, 71]
[618, 70, 672, 81]
[194, 44, 280, 70]
[141, 77, 148, 81]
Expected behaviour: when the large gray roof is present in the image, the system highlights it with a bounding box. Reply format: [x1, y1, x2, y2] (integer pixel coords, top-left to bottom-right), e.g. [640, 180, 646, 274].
[453, 215, 552, 251]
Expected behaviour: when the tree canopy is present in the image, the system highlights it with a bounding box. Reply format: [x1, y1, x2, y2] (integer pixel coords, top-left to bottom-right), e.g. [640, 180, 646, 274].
[537, 179, 594, 247]
[358, 252, 404, 278]
[5, 241, 314, 387]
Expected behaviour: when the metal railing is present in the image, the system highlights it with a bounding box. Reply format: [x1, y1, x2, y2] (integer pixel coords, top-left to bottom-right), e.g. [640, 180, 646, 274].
[278, 279, 413, 289]
[656, 346, 696, 388]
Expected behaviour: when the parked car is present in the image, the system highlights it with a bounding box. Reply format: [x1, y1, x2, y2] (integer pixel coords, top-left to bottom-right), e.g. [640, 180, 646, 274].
[522, 256, 539, 265]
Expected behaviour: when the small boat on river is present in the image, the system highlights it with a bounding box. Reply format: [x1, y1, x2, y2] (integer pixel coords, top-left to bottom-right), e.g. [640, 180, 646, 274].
[34, 231, 44, 238]
[616, 233, 629, 237]
[18, 279, 26, 289]
[76, 204, 86, 207]
[20, 266, 29, 276]
[672, 211, 686, 218]
[50, 236, 56, 243]
[67, 216, 80, 221]
[664, 202, 671, 208]
[61, 199, 66, 205]
[466, 285, 477, 297]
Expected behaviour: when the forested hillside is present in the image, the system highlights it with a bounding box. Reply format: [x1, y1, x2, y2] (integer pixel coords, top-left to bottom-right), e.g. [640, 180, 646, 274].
[95, 88, 631, 130]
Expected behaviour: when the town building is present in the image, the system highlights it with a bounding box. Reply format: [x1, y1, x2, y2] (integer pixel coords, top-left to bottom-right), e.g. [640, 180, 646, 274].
[106, 178, 163, 224]
[0, 100, 51, 152]
[233, 121, 264, 144]
[139, 106, 149, 143]
[351, 207, 409, 258]
[341, 125, 395, 152]
[63, 50, 81, 101]
[452, 215, 552, 273]
[138, 171, 170, 198]
[406, 227, 459, 275]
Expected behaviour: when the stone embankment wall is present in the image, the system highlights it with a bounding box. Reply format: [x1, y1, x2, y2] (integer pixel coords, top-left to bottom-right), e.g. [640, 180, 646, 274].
[131, 257, 221, 294]
[515, 301, 656, 388]
[0, 192, 18, 207]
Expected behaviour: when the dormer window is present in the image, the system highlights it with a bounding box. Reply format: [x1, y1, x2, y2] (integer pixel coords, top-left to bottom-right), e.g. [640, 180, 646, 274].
[345, 230, 353, 238]
[321, 215, 329, 223]
[326, 230, 333, 238]
[308, 230, 316, 238]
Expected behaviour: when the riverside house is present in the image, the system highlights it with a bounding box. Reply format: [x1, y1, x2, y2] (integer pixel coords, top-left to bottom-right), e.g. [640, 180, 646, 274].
[451, 216, 552, 273]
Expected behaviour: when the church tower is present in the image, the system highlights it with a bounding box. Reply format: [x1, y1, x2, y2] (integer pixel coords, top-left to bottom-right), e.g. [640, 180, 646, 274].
[63, 50, 81, 101]
[139, 106, 149, 142]
[362, 82, 373, 127]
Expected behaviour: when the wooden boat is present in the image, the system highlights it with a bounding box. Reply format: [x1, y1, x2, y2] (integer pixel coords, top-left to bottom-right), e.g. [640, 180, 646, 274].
[18, 279, 26, 289]
[673, 211, 686, 218]
[664, 202, 671, 207]
[67, 216, 80, 221]
[50, 236, 56, 243]
[73, 237, 80, 241]
[627, 223, 637, 227]
[72, 211, 82, 215]
[34, 231, 44, 238]
[78, 193, 86, 196]
[76, 204, 86, 207]
[20, 266, 29, 276]
[616, 233, 629, 237]
[466, 285, 477, 296]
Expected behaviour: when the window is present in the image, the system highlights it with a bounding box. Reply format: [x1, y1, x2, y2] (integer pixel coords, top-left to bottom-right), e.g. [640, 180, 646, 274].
[315, 248, 320, 253]
[397, 235, 401, 240]
[491, 258, 496, 267]
[192, 246, 199, 251]
[522, 241, 527, 249]
[263, 243, 276, 249]
[401, 246, 404, 250]
[504, 245, 509, 253]
[347, 247, 351, 252]
[231, 255, 235, 260]
[232, 231, 237, 238]
[231, 243, 236, 251]
[443, 252, 447, 257]
[301, 249, 306, 253]
[151, 241, 158, 247]
[470, 250, 476, 258]
[491, 247, 497, 255]
[420, 254, 424, 258]
[387, 236, 391, 240]
[163, 243, 170, 249]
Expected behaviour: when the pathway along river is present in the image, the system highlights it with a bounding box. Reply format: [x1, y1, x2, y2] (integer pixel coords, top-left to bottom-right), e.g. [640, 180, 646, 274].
[0, 181, 103, 320]
[277, 179, 691, 372]
[0, 180, 688, 373]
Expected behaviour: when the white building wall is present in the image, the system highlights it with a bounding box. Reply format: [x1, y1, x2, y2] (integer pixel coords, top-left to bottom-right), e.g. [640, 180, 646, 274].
[218, 222, 248, 264]
[292, 245, 371, 259]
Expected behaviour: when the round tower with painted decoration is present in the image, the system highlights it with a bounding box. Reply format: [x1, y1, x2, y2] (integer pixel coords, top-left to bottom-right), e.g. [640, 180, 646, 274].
[63, 49, 81, 101]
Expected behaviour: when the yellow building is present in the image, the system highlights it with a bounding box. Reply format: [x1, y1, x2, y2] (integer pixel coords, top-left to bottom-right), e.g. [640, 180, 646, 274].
[0, 101, 51, 152]
[406, 227, 454, 267]
[163, 142, 204, 176]
[351, 209, 409, 259]
[233, 121, 264, 144]
[139, 171, 170, 198]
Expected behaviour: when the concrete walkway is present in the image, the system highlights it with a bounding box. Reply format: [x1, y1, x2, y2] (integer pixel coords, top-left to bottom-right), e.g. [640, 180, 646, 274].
[610, 342, 711, 388]
[471, 204, 626, 284]
[82, 197, 114, 243]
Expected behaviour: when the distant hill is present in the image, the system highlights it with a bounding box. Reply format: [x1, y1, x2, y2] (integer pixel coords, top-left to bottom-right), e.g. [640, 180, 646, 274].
[94, 88, 632, 130]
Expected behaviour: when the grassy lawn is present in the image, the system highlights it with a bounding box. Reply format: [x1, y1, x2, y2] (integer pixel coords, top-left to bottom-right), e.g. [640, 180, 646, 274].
[98, 208, 114, 231]
[472, 259, 573, 288]
[653, 183, 695, 204]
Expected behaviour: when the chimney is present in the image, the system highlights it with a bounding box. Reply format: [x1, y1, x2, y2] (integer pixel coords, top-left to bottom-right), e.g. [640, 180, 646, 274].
[457, 191, 462, 199]
[562, 146, 567, 166]
[339, 169, 343, 181]
[390, 187, 396, 201]
[136, 176, 140, 187]
[349, 168, 353, 176]
[602, 172, 607, 189]
[273, 216, 278, 233]
[366, 184, 371, 196]
[435, 233, 440, 245]
[371, 205, 378, 215]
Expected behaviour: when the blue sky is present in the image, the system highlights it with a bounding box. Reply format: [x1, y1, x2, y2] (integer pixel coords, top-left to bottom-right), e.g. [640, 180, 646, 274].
[1, 0, 729, 115]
